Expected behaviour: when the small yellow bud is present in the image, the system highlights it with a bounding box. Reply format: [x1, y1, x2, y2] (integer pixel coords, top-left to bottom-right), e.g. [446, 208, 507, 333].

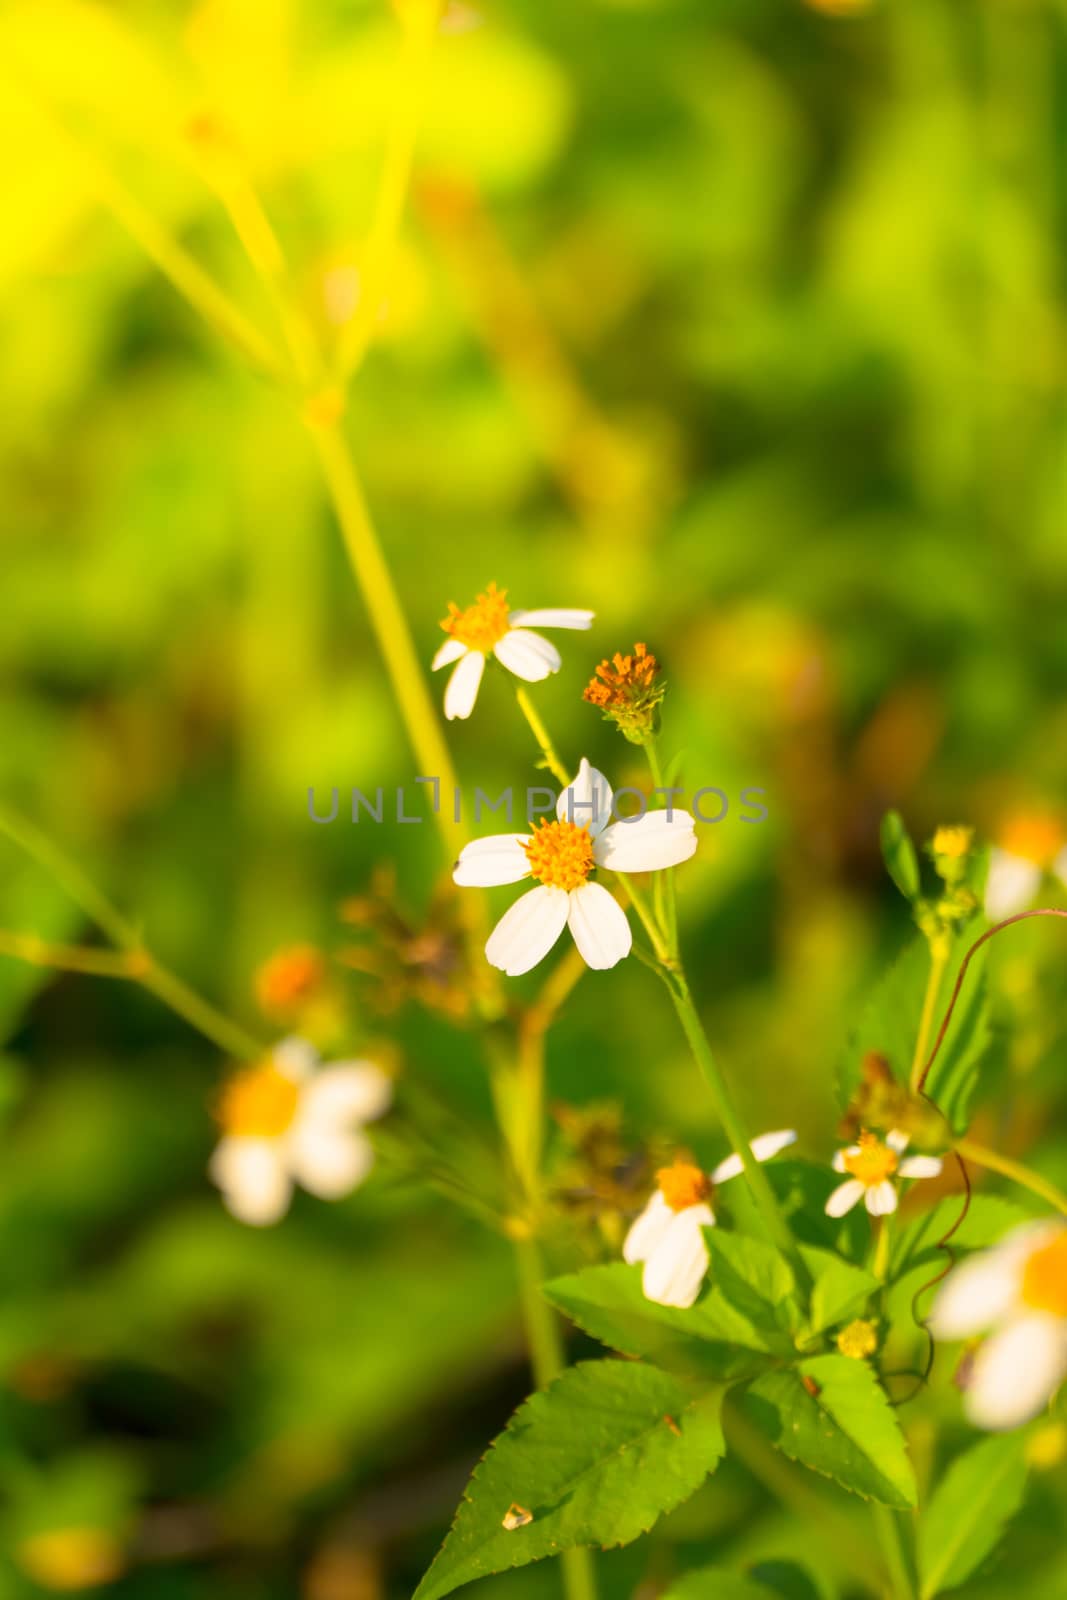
[932, 825, 974, 860]
[837, 1319, 879, 1360]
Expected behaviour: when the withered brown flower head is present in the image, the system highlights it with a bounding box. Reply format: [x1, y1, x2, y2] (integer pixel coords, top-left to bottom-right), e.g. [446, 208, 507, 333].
[582, 643, 665, 743]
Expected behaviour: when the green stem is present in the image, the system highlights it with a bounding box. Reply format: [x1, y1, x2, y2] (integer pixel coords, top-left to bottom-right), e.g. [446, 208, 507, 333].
[667, 970, 804, 1277]
[909, 945, 948, 1093]
[0, 809, 262, 1061]
[874, 1215, 893, 1282]
[515, 687, 570, 788]
[644, 741, 678, 955]
[954, 1137, 1067, 1216]
[872, 1504, 916, 1600]
[514, 1236, 598, 1600]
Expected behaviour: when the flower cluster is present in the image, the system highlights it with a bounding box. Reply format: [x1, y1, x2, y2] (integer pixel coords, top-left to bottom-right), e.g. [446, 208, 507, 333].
[582, 641, 665, 744]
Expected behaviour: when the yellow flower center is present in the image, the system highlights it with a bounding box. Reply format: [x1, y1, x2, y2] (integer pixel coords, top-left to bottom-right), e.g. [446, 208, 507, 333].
[522, 819, 596, 892]
[657, 1160, 711, 1213]
[1022, 1231, 1067, 1317]
[440, 582, 511, 653]
[999, 812, 1065, 868]
[217, 1062, 300, 1138]
[842, 1132, 899, 1188]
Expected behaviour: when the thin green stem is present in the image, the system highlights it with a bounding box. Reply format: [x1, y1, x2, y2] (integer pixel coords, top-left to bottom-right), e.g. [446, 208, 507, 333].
[514, 1236, 598, 1600]
[909, 946, 947, 1093]
[954, 1137, 1067, 1216]
[872, 1504, 916, 1600]
[874, 1216, 893, 1282]
[667, 970, 805, 1279]
[336, 0, 443, 380]
[0, 813, 262, 1061]
[644, 741, 678, 955]
[515, 687, 570, 788]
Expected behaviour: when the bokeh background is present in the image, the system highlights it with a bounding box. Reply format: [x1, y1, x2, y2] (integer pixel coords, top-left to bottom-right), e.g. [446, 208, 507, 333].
[2, 0, 1067, 1596]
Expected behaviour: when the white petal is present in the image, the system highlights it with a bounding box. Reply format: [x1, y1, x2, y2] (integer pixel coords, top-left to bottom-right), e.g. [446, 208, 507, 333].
[966, 1316, 1067, 1431]
[594, 811, 698, 874]
[929, 1240, 1036, 1339]
[832, 1150, 849, 1174]
[1054, 844, 1067, 890]
[985, 848, 1041, 920]
[432, 638, 467, 670]
[444, 650, 485, 720]
[898, 1154, 943, 1180]
[866, 1181, 899, 1217]
[288, 1124, 375, 1199]
[711, 1130, 797, 1185]
[300, 1063, 392, 1127]
[825, 1179, 865, 1218]
[886, 1129, 910, 1153]
[485, 885, 569, 976]
[557, 757, 613, 837]
[641, 1207, 714, 1308]
[507, 608, 594, 630]
[209, 1137, 292, 1227]
[492, 629, 561, 682]
[453, 834, 533, 887]
[566, 882, 632, 970]
[623, 1190, 675, 1264]
[273, 1036, 318, 1081]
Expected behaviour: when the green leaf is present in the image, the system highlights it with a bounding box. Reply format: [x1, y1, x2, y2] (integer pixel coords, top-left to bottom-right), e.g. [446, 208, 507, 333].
[798, 1246, 879, 1339]
[413, 1362, 727, 1600]
[705, 1229, 800, 1336]
[881, 811, 921, 900]
[918, 1433, 1030, 1598]
[544, 1263, 792, 1382]
[890, 1195, 1030, 1279]
[836, 926, 992, 1130]
[718, 1159, 869, 1261]
[663, 1568, 776, 1600]
[743, 1355, 917, 1508]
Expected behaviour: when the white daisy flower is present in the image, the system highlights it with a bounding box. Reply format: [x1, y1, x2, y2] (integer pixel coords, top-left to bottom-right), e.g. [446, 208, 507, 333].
[984, 812, 1067, 920]
[623, 1131, 798, 1308]
[930, 1221, 1067, 1430]
[209, 1037, 392, 1226]
[432, 582, 594, 720]
[452, 757, 698, 976]
[825, 1129, 943, 1219]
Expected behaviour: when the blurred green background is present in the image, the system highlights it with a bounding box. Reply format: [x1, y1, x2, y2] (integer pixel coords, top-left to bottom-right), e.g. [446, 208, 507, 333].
[2, 0, 1067, 1595]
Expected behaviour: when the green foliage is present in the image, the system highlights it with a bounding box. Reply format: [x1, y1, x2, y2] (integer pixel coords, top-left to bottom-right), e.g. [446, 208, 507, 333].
[918, 1434, 1031, 1598]
[413, 1362, 726, 1600]
[881, 811, 922, 902]
[544, 1262, 791, 1381]
[662, 1569, 780, 1600]
[744, 1355, 918, 1508]
[837, 925, 993, 1131]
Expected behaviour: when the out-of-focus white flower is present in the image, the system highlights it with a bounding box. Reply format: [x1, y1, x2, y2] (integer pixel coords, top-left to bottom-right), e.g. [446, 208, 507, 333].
[453, 758, 697, 975]
[930, 1221, 1067, 1431]
[825, 1129, 943, 1219]
[622, 1131, 798, 1308]
[210, 1037, 391, 1226]
[985, 813, 1067, 920]
[432, 582, 593, 720]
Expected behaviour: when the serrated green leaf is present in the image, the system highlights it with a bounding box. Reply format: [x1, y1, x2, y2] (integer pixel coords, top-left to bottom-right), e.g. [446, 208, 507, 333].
[881, 811, 921, 901]
[662, 1568, 776, 1600]
[743, 1355, 917, 1508]
[544, 1263, 792, 1381]
[705, 1229, 799, 1335]
[918, 1433, 1030, 1598]
[413, 1361, 726, 1600]
[799, 1246, 879, 1339]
